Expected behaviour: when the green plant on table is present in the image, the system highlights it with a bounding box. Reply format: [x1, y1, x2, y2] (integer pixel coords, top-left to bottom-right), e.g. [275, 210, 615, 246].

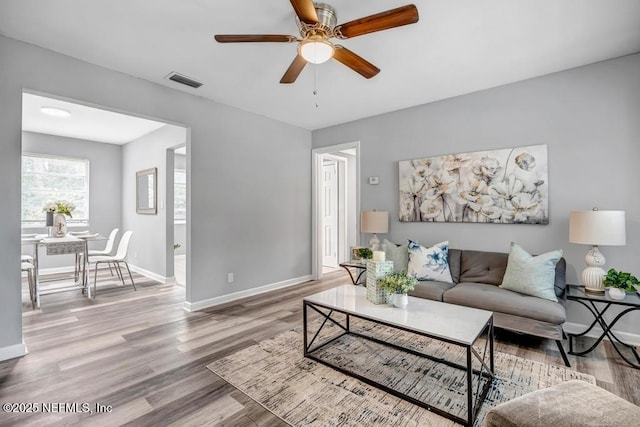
[357, 247, 373, 260]
[378, 271, 418, 295]
[603, 268, 639, 292]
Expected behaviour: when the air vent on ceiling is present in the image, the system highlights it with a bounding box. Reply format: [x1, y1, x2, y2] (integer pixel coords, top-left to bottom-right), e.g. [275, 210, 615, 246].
[165, 71, 203, 89]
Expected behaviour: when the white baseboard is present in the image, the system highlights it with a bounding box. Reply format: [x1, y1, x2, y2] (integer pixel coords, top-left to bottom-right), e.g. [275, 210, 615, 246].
[40, 264, 175, 285]
[183, 275, 313, 312]
[128, 264, 173, 284]
[563, 322, 640, 346]
[0, 341, 28, 362]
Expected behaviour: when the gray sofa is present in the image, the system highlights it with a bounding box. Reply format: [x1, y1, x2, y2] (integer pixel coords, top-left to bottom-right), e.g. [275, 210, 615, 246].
[407, 248, 570, 366]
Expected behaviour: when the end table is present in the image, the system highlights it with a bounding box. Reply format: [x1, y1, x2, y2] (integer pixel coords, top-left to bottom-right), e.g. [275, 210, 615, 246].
[566, 284, 640, 369]
[338, 261, 367, 286]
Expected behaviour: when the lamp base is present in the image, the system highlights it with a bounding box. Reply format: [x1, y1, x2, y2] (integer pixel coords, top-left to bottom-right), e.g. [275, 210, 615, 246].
[369, 234, 380, 251]
[582, 246, 606, 293]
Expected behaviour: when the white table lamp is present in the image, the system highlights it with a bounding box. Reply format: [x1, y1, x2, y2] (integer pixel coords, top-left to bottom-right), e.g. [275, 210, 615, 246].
[569, 209, 626, 293]
[361, 211, 388, 251]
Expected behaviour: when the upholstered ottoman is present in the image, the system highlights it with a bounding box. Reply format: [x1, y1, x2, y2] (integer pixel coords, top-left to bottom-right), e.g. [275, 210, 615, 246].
[484, 380, 640, 427]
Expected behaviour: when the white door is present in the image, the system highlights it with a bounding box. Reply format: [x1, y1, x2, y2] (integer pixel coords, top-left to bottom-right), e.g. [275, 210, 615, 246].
[323, 159, 338, 267]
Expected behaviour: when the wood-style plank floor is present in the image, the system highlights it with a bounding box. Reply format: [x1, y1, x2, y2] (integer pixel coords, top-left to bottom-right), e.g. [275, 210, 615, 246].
[1, 269, 638, 426]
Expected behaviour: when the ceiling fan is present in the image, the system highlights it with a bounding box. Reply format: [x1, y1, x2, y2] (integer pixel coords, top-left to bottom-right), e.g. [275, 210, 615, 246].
[214, 1, 419, 84]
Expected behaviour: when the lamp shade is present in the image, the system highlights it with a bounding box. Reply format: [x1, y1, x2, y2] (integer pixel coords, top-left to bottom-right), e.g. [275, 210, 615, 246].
[569, 210, 626, 246]
[361, 211, 389, 234]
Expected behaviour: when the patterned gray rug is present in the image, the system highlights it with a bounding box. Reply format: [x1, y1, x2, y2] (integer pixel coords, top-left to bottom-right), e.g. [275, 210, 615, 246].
[208, 320, 594, 426]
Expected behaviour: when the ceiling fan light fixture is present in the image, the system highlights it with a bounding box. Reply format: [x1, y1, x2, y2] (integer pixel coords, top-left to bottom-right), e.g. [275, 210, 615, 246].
[298, 38, 334, 64]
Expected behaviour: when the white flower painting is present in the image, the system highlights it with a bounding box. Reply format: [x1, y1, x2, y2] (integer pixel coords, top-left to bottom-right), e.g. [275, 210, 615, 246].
[399, 144, 549, 224]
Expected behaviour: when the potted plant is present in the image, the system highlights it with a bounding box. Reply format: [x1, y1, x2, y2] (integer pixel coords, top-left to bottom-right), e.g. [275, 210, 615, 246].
[378, 271, 418, 308]
[603, 268, 639, 300]
[357, 247, 373, 262]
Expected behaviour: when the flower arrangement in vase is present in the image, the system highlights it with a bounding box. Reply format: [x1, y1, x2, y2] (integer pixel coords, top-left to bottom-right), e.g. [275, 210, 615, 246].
[378, 271, 418, 308]
[43, 201, 75, 237]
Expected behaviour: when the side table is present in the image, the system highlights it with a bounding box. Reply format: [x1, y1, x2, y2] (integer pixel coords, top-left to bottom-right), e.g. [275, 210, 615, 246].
[566, 284, 640, 369]
[338, 261, 367, 286]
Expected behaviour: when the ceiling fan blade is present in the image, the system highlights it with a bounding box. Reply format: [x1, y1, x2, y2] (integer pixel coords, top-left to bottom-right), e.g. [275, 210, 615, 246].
[214, 34, 296, 43]
[280, 55, 307, 84]
[332, 46, 380, 79]
[289, 0, 318, 24]
[335, 4, 419, 39]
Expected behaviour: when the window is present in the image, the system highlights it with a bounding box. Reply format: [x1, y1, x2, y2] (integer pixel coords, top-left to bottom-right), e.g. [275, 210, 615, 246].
[21, 154, 90, 226]
[174, 169, 186, 222]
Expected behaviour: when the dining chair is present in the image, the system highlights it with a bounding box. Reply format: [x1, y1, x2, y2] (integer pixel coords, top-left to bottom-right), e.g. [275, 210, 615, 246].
[89, 230, 136, 296]
[88, 228, 119, 275]
[21, 261, 36, 309]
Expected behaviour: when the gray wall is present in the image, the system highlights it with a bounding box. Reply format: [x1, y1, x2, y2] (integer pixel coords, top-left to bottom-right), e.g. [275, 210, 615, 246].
[312, 53, 640, 333]
[21, 131, 122, 269]
[0, 35, 311, 356]
[122, 124, 185, 279]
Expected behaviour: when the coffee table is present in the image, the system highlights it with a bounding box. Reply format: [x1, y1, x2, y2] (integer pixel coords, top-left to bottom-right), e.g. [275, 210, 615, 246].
[303, 285, 494, 426]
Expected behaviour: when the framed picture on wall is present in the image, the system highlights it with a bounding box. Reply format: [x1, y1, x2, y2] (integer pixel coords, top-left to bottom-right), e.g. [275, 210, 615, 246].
[399, 144, 549, 224]
[136, 167, 157, 214]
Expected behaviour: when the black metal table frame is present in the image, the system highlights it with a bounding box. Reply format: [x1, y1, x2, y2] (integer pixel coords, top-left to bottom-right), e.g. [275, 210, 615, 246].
[568, 294, 640, 369]
[338, 262, 366, 286]
[303, 300, 495, 426]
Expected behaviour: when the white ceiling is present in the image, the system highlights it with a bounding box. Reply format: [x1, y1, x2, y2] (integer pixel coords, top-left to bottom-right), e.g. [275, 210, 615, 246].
[3, 1, 640, 131]
[22, 93, 167, 144]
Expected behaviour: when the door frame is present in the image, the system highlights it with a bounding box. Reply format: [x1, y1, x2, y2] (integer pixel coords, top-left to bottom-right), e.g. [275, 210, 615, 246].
[311, 141, 360, 280]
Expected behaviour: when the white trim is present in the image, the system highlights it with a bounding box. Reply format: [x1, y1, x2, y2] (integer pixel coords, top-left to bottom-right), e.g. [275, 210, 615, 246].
[0, 341, 28, 362]
[563, 322, 640, 346]
[183, 275, 313, 312]
[128, 264, 175, 284]
[312, 142, 360, 281]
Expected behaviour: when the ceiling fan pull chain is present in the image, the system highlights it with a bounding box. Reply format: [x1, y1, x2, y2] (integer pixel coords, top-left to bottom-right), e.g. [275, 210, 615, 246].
[313, 64, 319, 108]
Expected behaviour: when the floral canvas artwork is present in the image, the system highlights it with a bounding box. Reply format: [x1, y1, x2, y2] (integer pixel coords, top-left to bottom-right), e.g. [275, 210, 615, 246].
[399, 144, 549, 224]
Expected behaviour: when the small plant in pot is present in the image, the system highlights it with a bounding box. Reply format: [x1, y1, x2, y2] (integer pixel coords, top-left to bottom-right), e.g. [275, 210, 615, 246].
[603, 268, 639, 300]
[379, 271, 418, 308]
[357, 247, 373, 261]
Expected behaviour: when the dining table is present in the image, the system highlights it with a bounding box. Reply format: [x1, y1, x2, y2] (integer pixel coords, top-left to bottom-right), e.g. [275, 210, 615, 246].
[21, 232, 105, 308]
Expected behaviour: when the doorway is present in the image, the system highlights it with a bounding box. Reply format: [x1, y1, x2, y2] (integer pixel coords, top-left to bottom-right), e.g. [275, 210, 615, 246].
[173, 145, 187, 286]
[312, 142, 360, 280]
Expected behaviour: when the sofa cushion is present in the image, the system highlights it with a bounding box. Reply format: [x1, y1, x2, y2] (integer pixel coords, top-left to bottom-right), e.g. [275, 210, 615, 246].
[409, 280, 456, 301]
[459, 250, 508, 286]
[382, 239, 408, 273]
[500, 243, 562, 302]
[407, 240, 453, 283]
[448, 249, 462, 284]
[443, 282, 566, 325]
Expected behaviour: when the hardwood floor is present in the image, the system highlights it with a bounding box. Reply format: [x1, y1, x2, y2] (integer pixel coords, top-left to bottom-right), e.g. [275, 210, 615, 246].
[1, 269, 638, 426]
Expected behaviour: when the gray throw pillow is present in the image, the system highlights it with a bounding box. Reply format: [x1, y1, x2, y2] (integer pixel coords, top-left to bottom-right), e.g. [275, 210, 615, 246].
[382, 239, 408, 273]
[500, 243, 562, 302]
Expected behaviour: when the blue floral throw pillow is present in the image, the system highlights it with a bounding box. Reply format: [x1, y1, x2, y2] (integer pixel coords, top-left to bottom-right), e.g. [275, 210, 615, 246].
[407, 240, 453, 283]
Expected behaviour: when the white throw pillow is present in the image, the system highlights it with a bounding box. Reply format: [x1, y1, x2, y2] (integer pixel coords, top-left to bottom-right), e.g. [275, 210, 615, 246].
[407, 240, 453, 283]
[383, 239, 408, 273]
[500, 243, 562, 302]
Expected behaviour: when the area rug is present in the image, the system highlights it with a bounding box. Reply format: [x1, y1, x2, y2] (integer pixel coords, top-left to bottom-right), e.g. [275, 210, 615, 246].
[207, 320, 594, 426]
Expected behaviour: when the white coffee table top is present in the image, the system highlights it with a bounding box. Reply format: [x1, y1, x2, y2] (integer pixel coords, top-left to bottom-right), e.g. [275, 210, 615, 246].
[304, 285, 493, 345]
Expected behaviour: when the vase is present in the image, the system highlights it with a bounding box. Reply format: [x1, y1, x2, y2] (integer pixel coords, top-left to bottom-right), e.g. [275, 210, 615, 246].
[392, 293, 408, 308]
[608, 287, 626, 300]
[53, 213, 68, 237]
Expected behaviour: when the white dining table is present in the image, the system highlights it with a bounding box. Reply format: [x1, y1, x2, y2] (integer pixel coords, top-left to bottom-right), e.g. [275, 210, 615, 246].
[21, 233, 105, 308]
